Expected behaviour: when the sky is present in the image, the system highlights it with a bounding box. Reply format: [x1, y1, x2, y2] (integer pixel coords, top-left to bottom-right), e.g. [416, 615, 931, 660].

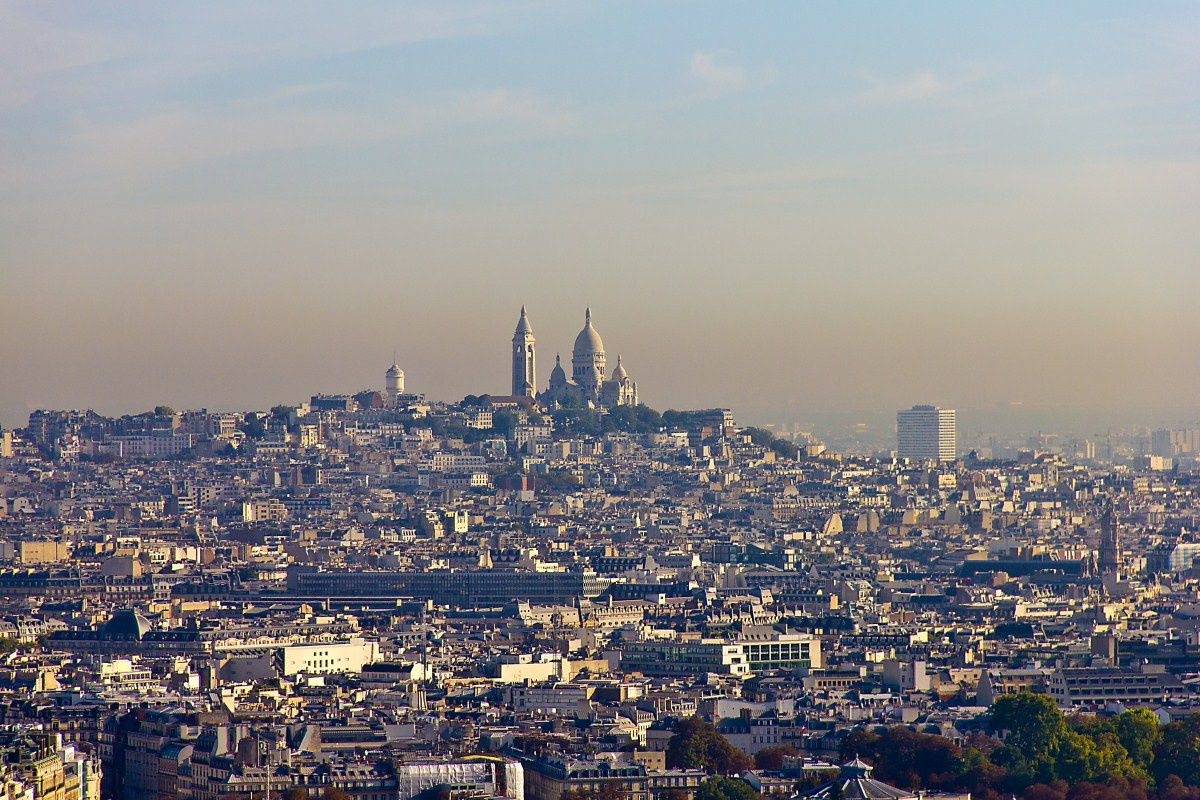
[2, 1, 1198, 434]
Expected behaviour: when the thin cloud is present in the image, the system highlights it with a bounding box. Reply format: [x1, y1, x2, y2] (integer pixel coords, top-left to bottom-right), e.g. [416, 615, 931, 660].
[39, 89, 575, 186]
[858, 66, 990, 104]
[0, 2, 567, 113]
[0, 3, 130, 112]
[687, 50, 749, 97]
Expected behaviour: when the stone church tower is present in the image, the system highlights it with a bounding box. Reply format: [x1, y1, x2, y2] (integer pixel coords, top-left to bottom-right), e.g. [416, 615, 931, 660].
[512, 306, 536, 397]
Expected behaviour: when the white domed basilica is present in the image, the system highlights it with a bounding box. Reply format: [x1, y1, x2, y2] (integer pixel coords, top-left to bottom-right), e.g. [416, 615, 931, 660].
[510, 307, 638, 408]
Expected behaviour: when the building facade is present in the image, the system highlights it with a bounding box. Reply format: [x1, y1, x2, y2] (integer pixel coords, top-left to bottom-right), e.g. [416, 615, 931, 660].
[540, 308, 638, 409]
[896, 405, 956, 462]
[512, 306, 537, 398]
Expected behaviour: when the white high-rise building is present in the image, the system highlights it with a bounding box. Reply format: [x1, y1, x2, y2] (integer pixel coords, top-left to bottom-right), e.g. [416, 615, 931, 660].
[897, 405, 956, 462]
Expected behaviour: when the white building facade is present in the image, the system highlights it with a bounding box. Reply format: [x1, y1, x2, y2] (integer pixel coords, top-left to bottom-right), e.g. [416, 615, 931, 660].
[896, 405, 956, 462]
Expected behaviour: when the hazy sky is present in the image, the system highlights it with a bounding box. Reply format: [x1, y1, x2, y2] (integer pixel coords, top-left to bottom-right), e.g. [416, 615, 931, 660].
[3, 1, 1198, 431]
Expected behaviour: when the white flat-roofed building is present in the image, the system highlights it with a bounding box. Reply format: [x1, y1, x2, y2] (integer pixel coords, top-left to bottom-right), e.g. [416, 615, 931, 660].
[280, 638, 380, 676]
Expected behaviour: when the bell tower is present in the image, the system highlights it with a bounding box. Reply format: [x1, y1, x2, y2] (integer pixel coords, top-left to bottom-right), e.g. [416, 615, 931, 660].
[512, 306, 536, 397]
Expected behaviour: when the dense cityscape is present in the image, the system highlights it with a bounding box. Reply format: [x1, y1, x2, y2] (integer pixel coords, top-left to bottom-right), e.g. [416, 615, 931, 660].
[1, 309, 1199, 800]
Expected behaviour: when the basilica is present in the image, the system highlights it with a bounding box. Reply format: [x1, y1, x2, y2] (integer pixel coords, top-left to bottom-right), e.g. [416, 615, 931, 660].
[511, 306, 638, 408]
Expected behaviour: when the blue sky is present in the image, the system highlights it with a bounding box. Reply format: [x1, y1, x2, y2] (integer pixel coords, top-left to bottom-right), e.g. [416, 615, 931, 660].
[2, 1, 1198, 429]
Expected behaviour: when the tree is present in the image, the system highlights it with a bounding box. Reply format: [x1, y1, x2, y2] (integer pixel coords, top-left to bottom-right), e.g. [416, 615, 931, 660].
[561, 783, 623, 800]
[989, 693, 1066, 785]
[541, 469, 581, 492]
[662, 410, 697, 430]
[956, 744, 1008, 797]
[665, 718, 753, 775]
[1153, 712, 1200, 787]
[1114, 708, 1160, 777]
[792, 771, 840, 793]
[271, 405, 299, 433]
[553, 408, 602, 437]
[754, 745, 799, 771]
[769, 439, 800, 460]
[321, 789, 352, 800]
[153, 405, 175, 416]
[743, 427, 775, 448]
[839, 728, 881, 761]
[840, 727, 965, 792]
[1054, 728, 1137, 785]
[741, 427, 799, 460]
[283, 789, 308, 800]
[1021, 780, 1068, 800]
[1157, 775, 1200, 800]
[602, 404, 665, 434]
[240, 412, 267, 440]
[490, 410, 519, 438]
[695, 777, 758, 800]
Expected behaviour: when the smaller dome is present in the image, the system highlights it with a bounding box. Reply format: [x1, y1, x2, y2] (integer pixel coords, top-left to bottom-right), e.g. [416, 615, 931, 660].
[386, 364, 403, 377]
[550, 354, 567, 386]
[611, 355, 627, 381]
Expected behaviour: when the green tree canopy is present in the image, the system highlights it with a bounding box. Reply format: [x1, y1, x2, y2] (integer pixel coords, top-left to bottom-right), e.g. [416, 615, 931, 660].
[1154, 712, 1200, 787]
[1054, 728, 1138, 785]
[602, 404, 665, 434]
[838, 727, 965, 792]
[1114, 708, 1161, 776]
[694, 777, 758, 800]
[490, 410, 519, 438]
[553, 408, 602, 437]
[741, 427, 799, 460]
[839, 728, 881, 761]
[540, 469, 580, 492]
[560, 782, 624, 800]
[239, 412, 267, 440]
[661, 410, 697, 430]
[665, 717, 753, 775]
[754, 745, 798, 771]
[990, 692, 1066, 761]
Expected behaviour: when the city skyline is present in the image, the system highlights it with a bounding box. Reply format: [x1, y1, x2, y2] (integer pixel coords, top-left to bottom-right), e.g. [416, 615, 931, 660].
[4, 2, 1199, 431]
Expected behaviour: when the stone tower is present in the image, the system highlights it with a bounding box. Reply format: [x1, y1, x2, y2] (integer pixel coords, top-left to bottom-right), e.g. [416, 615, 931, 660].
[512, 306, 536, 397]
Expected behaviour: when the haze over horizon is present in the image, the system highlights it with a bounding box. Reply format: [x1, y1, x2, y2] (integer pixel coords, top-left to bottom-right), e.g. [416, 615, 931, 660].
[3, 2, 1198, 434]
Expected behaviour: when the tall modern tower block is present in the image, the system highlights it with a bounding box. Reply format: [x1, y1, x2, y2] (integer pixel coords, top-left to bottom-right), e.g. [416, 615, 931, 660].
[897, 405, 956, 462]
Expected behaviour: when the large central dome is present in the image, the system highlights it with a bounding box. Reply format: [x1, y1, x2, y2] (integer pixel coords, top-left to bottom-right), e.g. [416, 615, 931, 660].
[573, 308, 604, 355]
